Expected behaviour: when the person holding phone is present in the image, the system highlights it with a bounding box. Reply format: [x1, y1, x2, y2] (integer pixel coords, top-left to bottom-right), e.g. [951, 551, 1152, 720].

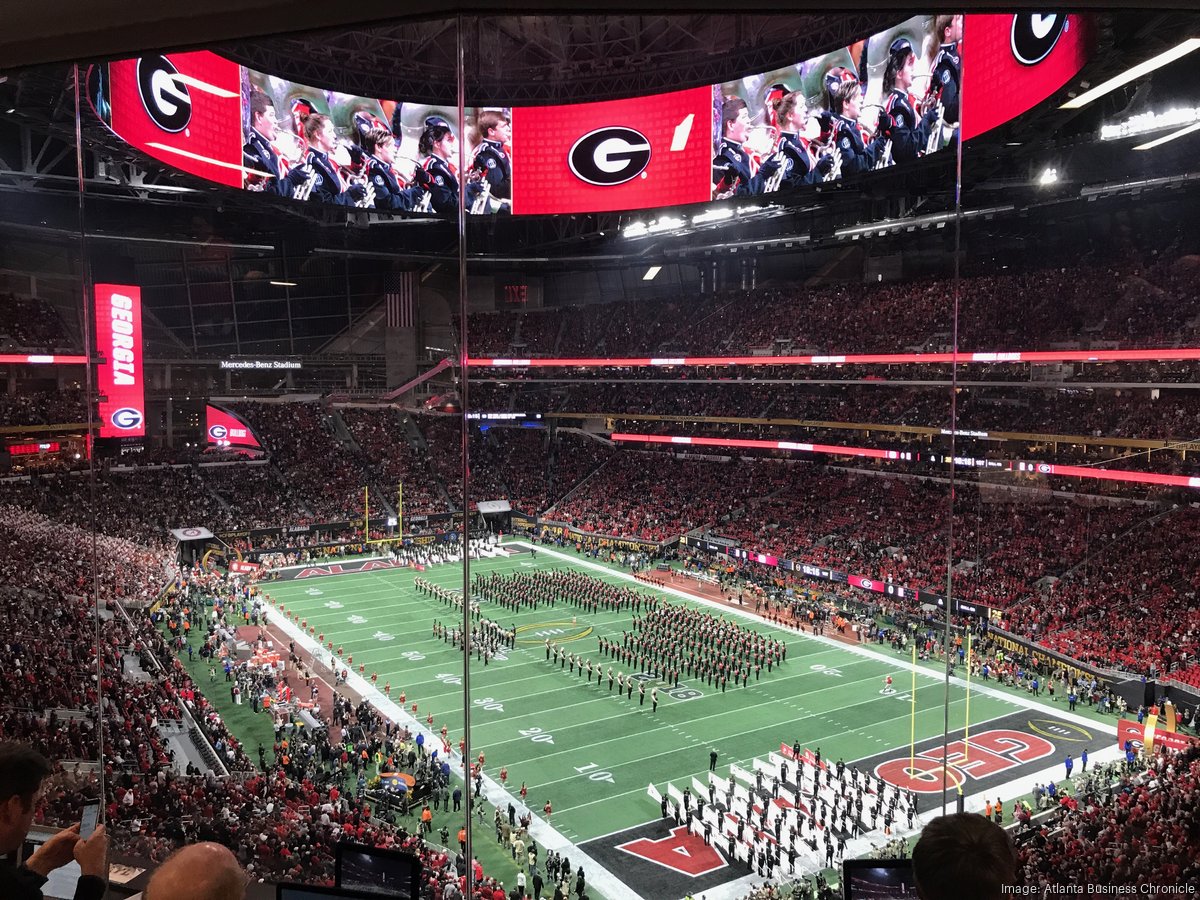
[0, 743, 108, 900]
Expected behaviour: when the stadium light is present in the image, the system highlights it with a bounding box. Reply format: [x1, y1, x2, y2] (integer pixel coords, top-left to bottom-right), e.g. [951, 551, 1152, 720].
[1101, 106, 1200, 140]
[1060, 38, 1200, 110]
[692, 208, 734, 225]
[647, 216, 685, 234]
[1038, 167, 1059, 185]
[1133, 120, 1200, 150]
[643, 266, 661, 281]
[269, 280, 297, 287]
[623, 222, 648, 238]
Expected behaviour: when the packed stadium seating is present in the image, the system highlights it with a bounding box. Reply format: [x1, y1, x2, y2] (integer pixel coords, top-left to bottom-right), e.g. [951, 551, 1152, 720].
[1013, 744, 1200, 887]
[459, 255, 1200, 358]
[0, 388, 88, 426]
[0, 293, 75, 351]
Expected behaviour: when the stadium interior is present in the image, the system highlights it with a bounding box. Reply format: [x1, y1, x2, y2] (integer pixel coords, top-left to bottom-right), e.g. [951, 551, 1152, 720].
[2, 3, 1200, 900]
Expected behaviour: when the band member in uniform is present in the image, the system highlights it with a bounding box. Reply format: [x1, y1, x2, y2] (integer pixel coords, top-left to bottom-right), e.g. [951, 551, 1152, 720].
[298, 111, 368, 206]
[357, 123, 417, 211]
[879, 38, 940, 164]
[928, 14, 963, 140]
[413, 116, 478, 214]
[827, 74, 888, 177]
[468, 109, 512, 214]
[243, 91, 301, 196]
[771, 90, 834, 189]
[712, 97, 780, 199]
[761, 83, 789, 136]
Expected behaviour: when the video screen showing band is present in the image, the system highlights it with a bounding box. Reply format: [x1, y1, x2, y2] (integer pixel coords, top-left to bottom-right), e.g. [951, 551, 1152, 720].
[87, 13, 1089, 216]
[713, 14, 962, 199]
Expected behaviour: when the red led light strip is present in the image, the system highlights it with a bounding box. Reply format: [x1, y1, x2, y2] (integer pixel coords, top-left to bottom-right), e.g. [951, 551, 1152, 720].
[612, 432, 900, 460]
[0, 354, 88, 365]
[467, 348, 1200, 368]
[612, 433, 1200, 491]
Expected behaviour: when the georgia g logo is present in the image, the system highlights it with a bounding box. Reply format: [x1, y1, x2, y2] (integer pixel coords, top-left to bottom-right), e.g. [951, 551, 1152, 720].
[137, 55, 191, 133]
[208, 424, 228, 441]
[112, 407, 144, 430]
[568, 127, 652, 186]
[1010, 14, 1067, 66]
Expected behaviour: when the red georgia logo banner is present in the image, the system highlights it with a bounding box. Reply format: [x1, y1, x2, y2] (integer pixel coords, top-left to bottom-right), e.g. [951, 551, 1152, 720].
[511, 86, 713, 215]
[95, 284, 146, 439]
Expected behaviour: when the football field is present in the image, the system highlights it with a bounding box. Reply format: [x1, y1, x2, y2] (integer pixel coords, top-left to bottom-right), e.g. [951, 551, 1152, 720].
[264, 542, 1117, 900]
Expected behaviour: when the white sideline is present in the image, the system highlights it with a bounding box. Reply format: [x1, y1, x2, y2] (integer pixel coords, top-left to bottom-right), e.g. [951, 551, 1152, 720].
[261, 598, 644, 900]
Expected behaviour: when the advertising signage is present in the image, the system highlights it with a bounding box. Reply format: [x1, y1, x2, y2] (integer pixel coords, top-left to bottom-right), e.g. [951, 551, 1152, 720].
[206, 404, 263, 453]
[95, 284, 146, 440]
[90, 13, 1091, 217]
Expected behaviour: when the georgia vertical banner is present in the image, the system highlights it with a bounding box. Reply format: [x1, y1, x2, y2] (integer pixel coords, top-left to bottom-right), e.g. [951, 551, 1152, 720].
[95, 284, 146, 439]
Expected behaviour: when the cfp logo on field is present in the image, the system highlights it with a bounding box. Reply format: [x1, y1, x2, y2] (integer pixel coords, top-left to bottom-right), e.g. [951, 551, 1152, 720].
[568, 127, 652, 186]
[208, 424, 228, 441]
[137, 55, 191, 133]
[111, 407, 144, 430]
[1010, 14, 1067, 66]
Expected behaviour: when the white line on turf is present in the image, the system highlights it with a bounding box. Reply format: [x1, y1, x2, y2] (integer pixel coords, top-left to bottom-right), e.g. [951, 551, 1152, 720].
[506, 542, 1118, 738]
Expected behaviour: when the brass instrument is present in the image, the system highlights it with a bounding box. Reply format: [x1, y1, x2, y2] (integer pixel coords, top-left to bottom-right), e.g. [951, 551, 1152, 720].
[413, 190, 433, 213]
[763, 149, 787, 193]
[874, 138, 894, 170]
[470, 176, 493, 214]
[292, 164, 318, 201]
[824, 142, 843, 182]
[925, 100, 946, 156]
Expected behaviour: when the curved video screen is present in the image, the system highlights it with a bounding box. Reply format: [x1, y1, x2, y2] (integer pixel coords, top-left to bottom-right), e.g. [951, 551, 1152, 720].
[87, 13, 1091, 216]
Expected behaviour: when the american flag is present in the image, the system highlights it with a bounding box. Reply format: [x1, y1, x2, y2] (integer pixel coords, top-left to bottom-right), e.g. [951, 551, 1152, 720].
[385, 271, 417, 329]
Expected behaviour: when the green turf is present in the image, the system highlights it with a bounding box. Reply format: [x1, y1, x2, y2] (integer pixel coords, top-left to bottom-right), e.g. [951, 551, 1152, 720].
[263, 548, 1039, 849]
[158, 619, 278, 759]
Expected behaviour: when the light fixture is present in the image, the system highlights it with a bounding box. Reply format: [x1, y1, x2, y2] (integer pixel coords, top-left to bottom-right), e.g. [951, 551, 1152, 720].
[623, 222, 648, 237]
[1061, 38, 1200, 110]
[269, 280, 297, 287]
[693, 208, 734, 225]
[647, 216, 685, 234]
[1038, 167, 1059, 185]
[1102, 106, 1200, 141]
[643, 266, 662, 281]
[1133, 120, 1200, 150]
